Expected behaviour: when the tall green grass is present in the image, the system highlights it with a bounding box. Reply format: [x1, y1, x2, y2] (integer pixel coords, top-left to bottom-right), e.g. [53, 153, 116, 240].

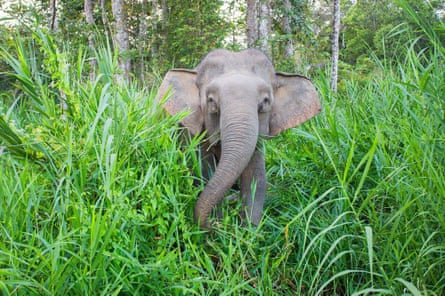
[266, 7, 444, 294]
[0, 25, 203, 295]
[1, 11, 444, 296]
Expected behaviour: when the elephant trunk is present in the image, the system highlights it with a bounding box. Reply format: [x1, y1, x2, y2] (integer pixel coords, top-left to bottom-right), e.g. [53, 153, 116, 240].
[194, 103, 259, 229]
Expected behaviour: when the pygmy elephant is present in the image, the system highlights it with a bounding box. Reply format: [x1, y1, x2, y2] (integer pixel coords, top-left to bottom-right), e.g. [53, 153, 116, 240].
[158, 49, 321, 229]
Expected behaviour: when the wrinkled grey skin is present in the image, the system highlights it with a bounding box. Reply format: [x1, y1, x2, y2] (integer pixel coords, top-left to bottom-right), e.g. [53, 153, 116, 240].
[158, 49, 321, 229]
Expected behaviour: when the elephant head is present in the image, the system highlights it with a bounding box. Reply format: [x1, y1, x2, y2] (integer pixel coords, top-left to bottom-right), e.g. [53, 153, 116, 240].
[158, 49, 320, 229]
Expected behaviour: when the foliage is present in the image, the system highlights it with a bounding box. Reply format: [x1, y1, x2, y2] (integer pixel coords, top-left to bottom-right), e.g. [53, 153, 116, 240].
[158, 0, 229, 70]
[0, 24, 201, 294]
[1, 0, 229, 76]
[1, 7, 445, 294]
[2, 0, 444, 78]
[0, 26, 15, 94]
[341, 0, 444, 65]
[270, 0, 314, 71]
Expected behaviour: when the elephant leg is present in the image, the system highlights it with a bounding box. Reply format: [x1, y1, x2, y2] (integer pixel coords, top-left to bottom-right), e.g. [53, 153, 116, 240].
[240, 149, 266, 225]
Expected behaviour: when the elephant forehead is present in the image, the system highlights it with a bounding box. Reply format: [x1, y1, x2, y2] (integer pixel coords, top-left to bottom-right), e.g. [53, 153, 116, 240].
[197, 49, 275, 86]
[207, 73, 271, 94]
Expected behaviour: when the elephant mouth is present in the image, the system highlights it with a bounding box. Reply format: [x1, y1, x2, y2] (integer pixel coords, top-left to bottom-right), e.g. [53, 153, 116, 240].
[206, 131, 221, 149]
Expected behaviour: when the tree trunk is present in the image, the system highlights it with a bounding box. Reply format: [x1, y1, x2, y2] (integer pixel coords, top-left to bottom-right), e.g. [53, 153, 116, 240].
[282, 0, 301, 68]
[258, 0, 271, 56]
[101, 0, 113, 47]
[283, 0, 294, 59]
[160, 0, 168, 60]
[247, 0, 271, 55]
[161, 0, 168, 25]
[85, 0, 96, 82]
[138, 0, 148, 81]
[331, 0, 340, 92]
[48, 0, 58, 31]
[151, 0, 159, 60]
[282, 0, 294, 59]
[112, 0, 131, 82]
[247, 0, 257, 48]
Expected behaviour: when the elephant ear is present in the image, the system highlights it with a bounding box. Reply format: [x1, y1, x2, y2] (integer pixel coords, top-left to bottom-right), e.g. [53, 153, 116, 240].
[269, 72, 321, 136]
[158, 69, 203, 135]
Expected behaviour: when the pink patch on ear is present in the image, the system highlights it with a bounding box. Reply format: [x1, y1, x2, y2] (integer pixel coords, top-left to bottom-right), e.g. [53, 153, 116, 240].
[270, 73, 321, 136]
[158, 69, 203, 135]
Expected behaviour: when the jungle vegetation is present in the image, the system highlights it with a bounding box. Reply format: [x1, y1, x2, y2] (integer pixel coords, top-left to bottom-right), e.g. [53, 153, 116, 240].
[0, 0, 444, 294]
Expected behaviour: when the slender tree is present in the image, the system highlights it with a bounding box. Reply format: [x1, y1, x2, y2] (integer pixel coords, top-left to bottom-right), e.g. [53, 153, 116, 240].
[258, 0, 271, 55]
[150, 0, 159, 60]
[138, 0, 148, 81]
[160, 0, 168, 55]
[247, 0, 271, 55]
[111, 0, 131, 81]
[100, 0, 113, 44]
[48, 0, 58, 31]
[331, 0, 340, 92]
[247, 0, 258, 48]
[282, 0, 294, 60]
[84, 0, 96, 81]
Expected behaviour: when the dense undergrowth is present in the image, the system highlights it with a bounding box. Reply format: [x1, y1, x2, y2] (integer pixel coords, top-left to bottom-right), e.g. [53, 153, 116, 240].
[1, 12, 444, 296]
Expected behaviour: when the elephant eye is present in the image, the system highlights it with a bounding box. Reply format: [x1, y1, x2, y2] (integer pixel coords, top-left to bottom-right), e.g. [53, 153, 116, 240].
[259, 96, 272, 113]
[207, 95, 219, 114]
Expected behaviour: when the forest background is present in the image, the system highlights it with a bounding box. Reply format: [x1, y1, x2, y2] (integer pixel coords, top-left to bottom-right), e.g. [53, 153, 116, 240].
[1, 0, 444, 84]
[0, 0, 444, 295]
